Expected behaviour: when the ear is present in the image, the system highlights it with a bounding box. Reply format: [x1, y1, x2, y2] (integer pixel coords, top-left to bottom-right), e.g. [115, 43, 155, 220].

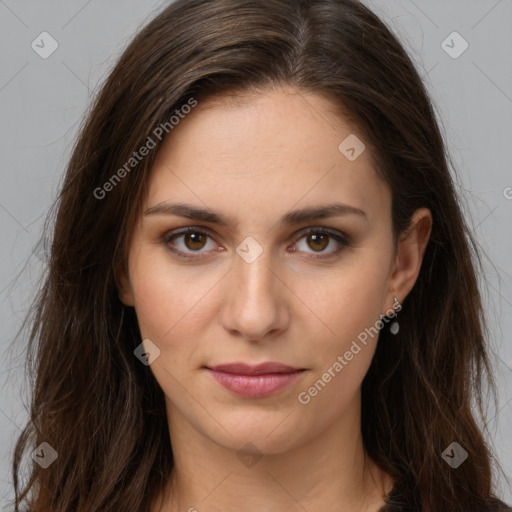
[387, 207, 432, 306]
[116, 266, 135, 307]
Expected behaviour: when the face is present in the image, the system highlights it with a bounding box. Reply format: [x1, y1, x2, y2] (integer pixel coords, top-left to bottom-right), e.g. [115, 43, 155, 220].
[119, 85, 427, 455]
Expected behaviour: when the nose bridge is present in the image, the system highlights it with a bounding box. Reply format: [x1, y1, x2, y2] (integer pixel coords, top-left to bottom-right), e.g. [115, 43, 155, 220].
[234, 234, 276, 291]
[237, 245, 275, 297]
[220, 237, 287, 340]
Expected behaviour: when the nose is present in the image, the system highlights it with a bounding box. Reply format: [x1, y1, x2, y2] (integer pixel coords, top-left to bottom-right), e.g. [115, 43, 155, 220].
[219, 246, 290, 343]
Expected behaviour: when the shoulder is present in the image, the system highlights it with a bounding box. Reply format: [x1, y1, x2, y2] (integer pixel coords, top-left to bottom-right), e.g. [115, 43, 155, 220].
[380, 501, 511, 511]
[380, 484, 511, 511]
[485, 498, 512, 511]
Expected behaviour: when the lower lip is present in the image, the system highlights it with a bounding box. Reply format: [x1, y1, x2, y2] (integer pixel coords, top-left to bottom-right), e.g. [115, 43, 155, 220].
[207, 369, 305, 398]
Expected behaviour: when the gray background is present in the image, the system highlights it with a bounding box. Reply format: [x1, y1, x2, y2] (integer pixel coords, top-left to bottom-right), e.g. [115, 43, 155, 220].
[0, 0, 510, 507]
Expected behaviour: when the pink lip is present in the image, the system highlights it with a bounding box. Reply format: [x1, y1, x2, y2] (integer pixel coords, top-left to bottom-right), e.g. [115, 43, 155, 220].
[206, 362, 305, 398]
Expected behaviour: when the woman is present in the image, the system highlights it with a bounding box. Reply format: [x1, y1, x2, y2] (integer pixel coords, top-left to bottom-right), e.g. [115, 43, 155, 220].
[11, 0, 511, 510]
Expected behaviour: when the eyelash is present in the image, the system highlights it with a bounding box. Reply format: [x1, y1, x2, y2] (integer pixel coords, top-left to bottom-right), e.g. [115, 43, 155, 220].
[161, 226, 352, 261]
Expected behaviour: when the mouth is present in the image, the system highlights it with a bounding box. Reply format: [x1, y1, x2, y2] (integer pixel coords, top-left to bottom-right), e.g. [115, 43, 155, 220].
[204, 362, 306, 398]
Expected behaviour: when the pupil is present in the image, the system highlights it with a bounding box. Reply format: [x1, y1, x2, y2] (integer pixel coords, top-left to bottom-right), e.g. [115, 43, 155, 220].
[186, 232, 205, 250]
[309, 233, 328, 251]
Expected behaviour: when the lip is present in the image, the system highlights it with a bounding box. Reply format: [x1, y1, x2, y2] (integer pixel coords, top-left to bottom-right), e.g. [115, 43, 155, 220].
[209, 362, 302, 375]
[206, 362, 306, 398]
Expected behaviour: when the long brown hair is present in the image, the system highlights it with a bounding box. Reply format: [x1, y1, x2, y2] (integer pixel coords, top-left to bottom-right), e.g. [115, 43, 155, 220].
[9, 0, 510, 510]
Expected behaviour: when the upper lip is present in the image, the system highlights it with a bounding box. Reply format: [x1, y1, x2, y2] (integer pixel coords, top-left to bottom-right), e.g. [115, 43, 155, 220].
[207, 362, 303, 375]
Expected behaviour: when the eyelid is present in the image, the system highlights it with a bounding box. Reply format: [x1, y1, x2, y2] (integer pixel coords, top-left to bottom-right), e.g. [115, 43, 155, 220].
[291, 227, 350, 259]
[161, 225, 351, 260]
[161, 226, 219, 258]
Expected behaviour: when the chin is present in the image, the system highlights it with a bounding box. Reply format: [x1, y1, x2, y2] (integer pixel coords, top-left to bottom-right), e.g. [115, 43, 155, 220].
[205, 409, 308, 455]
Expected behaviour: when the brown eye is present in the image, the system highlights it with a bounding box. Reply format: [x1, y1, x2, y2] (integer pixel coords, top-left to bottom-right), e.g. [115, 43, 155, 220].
[306, 232, 330, 252]
[163, 228, 217, 259]
[182, 231, 208, 251]
[162, 226, 350, 261]
[292, 228, 349, 259]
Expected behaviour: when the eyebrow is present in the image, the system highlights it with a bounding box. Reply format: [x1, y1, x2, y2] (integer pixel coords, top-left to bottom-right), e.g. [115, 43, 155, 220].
[144, 201, 368, 228]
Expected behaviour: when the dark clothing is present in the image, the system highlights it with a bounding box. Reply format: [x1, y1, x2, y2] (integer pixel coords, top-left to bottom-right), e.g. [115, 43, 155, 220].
[379, 482, 511, 511]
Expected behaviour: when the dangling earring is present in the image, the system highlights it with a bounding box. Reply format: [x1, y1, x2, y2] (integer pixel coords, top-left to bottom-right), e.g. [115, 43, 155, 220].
[389, 296, 401, 335]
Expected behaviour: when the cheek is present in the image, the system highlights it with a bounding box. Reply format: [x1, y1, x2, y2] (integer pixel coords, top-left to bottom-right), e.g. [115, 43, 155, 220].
[294, 252, 390, 389]
[296, 255, 389, 344]
[130, 238, 390, 349]
[130, 267, 215, 395]
[128, 245, 220, 341]
[294, 283, 385, 423]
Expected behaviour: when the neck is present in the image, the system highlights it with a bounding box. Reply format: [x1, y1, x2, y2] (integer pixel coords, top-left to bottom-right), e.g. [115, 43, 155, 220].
[152, 394, 394, 512]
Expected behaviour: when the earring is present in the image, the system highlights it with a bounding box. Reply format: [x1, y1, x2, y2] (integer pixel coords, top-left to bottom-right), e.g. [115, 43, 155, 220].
[389, 296, 401, 335]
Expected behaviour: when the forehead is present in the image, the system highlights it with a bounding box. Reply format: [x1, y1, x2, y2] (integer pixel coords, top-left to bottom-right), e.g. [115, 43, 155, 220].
[144, 86, 390, 228]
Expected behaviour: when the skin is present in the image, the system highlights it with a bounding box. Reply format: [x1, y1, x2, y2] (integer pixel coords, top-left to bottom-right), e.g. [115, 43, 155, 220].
[118, 85, 432, 512]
